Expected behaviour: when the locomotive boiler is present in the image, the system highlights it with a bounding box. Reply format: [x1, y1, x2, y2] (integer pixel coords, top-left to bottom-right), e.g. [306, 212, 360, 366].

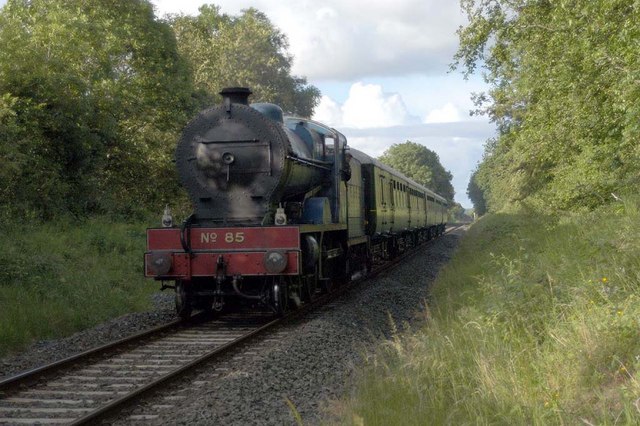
[145, 87, 448, 319]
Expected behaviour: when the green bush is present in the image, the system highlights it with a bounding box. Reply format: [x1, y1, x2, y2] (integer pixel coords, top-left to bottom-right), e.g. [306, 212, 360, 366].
[0, 217, 158, 355]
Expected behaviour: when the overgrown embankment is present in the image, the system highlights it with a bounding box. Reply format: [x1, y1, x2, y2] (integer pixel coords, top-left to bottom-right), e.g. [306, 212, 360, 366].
[0, 218, 157, 356]
[340, 199, 640, 424]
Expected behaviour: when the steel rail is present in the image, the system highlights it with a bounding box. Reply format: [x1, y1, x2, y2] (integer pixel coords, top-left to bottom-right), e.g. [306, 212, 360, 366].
[0, 319, 182, 391]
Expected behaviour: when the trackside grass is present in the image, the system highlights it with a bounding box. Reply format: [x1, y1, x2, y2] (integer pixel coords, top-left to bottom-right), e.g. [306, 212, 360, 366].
[338, 198, 640, 425]
[0, 218, 157, 356]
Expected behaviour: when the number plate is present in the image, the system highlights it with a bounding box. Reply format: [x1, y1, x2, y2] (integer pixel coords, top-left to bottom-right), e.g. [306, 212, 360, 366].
[147, 227, 300, 251]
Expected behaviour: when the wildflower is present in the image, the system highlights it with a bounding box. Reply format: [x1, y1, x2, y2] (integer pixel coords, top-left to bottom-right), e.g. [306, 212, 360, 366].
[617, 310, 623, 316]
[602, 277, 608, 283]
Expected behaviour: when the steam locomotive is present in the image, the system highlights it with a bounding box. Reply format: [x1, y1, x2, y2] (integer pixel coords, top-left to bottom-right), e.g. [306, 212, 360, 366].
[145, 87, 448, 319]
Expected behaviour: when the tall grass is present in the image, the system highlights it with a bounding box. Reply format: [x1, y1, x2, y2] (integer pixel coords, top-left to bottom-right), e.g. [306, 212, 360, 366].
[339, 197, 640, 424]
[0, 217, 157, 356]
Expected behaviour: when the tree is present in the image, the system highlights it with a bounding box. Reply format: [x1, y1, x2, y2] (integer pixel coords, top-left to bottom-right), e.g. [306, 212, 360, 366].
[467, 169, 487, 216]
[454, 0, 640, 212]
[0, 0, 195, 218]
[378, 141, 454, 201]
[169, 5, 320, 117]
[448, 201, 469, 222]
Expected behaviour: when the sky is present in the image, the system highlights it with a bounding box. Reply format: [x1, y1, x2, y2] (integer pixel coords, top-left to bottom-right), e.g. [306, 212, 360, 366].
[0, 0, 494, 207]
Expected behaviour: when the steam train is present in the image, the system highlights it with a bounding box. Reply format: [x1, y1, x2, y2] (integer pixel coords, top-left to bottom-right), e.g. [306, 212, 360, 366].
[145, 87, 448, 319]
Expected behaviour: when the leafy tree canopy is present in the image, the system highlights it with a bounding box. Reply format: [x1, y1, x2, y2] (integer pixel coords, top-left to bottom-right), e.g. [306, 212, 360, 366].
[378, 141, 454, 201]
[455, 0, 640, 212]
[448, 201, 471, 222]
[0, 0, 195, 218]
[467, 169, 487, 216]
[169, 5, 320, 117]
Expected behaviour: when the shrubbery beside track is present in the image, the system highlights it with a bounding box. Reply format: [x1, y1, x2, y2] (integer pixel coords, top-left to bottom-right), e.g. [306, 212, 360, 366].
[339, 196, 640, 424]
[0, 218, 156, 356]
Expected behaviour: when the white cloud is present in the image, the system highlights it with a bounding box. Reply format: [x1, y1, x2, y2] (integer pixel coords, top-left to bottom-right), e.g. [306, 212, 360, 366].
[341, 83, 419, 128]
[313, 95, 343, 127]
[424, 103, 462, 123]
[313, 82, 419, 128]
[152, 0, 465, 80]
[314, 83, 470, 128]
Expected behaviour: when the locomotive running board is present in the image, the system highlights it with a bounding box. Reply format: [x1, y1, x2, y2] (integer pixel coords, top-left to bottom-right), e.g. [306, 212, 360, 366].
[298, 223, 346, 233]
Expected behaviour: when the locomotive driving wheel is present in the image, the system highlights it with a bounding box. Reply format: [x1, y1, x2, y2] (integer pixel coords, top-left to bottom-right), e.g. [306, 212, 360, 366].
[301, 266, 318, 303]
[269, 277, 288, 316]
[320, 238, 344, 293]
[175, 280, 193, 320]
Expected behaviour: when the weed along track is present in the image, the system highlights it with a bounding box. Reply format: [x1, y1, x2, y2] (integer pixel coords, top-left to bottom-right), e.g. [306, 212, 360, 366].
[0, 226, 461, 425]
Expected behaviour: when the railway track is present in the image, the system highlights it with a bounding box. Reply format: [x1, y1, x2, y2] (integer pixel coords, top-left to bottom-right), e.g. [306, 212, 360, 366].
[0, 225, 464, 425]
[0, 313, 277, 425]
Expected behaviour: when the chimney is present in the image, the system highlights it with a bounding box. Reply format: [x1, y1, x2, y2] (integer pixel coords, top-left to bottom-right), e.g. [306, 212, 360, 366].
[219, 87, 252, 105]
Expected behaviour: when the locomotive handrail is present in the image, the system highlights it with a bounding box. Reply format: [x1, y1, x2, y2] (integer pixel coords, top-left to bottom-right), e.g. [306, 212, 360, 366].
[180, 214, 195, 256]
[285, 154, 332, 170]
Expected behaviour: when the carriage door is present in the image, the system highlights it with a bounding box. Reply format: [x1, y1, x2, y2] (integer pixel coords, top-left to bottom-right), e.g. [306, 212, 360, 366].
[379, 174, 387, 226]
[423, 193, 428, 227]
[407, 188, 412, 228]
[388, 180, 395, 228]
